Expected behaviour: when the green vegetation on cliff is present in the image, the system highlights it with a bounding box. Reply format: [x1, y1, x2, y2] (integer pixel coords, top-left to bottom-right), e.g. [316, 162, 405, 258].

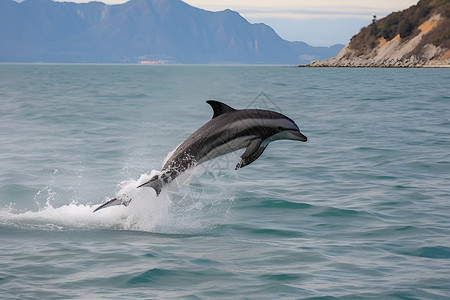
[349, 0, 450, 54]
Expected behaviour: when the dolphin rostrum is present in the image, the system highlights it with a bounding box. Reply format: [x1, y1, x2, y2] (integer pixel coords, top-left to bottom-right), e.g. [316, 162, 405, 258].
[94, 100, 307, 212]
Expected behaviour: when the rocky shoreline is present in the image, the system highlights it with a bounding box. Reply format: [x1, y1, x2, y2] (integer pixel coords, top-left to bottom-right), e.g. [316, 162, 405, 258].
[305, 9, 450, 68]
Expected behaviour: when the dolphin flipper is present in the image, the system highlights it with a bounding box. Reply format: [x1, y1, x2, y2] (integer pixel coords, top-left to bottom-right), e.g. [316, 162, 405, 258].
[93, 194, 132, 212]
[136, 175, 163, 195]
[236, 139, 267, 169]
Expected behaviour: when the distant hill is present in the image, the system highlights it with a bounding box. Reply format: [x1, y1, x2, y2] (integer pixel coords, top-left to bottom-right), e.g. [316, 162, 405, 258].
[0, 0, 343, 64]
[309, 0, 450, 67]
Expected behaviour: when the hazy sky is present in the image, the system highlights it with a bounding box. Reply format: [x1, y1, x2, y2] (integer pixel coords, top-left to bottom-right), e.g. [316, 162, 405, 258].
[184, 0, 418, 45]
[59, 0, 419, 46]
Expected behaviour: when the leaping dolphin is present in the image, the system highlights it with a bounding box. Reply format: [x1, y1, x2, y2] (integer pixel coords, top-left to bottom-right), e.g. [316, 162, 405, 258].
[94, 100, 307, 212]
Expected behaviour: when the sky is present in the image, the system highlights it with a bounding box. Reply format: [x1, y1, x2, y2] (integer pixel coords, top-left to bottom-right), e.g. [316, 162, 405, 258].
[58, 0, 419, 46]
[183, 0, 419, 45]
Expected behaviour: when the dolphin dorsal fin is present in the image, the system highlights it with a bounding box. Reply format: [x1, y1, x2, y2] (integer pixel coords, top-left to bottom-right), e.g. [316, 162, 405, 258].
[206, 100, 236, 119]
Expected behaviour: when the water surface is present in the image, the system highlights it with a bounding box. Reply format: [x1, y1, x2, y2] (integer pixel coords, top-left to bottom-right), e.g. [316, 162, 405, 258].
[0, 65, 449, 299]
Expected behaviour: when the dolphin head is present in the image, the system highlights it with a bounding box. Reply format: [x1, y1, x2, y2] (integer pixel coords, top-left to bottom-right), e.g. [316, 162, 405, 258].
[240, 109, 307, 144]
[271, 114, 307, 143]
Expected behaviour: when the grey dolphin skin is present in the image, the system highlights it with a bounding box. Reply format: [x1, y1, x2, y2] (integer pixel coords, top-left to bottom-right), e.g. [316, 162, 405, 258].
[94, 100, 307, 212]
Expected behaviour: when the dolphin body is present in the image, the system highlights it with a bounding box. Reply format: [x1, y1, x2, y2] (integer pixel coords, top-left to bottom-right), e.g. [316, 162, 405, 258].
[94, 100, 307, 212]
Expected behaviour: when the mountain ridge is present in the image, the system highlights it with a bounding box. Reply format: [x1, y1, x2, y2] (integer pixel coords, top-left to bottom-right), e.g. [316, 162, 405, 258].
[0, 0, 343, 64]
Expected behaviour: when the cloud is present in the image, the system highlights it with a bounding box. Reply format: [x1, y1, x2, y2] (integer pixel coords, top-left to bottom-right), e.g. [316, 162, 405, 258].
[56, 0, 419, 20]
[185, 0, 418, 11]
[239, 11, 375, 21]
[185, 0, 419, 20]
[52, 0, 419, 45]
[183, 0, 419, 45]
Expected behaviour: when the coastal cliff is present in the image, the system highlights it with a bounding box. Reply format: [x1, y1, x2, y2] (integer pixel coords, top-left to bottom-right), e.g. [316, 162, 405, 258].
[309, 0, 450, 67]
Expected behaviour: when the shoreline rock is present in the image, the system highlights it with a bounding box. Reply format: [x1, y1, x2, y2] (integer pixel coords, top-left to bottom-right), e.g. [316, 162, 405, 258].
[305, 5, 450, 69]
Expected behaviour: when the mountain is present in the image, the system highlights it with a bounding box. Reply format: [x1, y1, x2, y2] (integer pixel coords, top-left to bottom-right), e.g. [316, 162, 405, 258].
[309, 0, 450, 67]
[0, 0, 343, 64]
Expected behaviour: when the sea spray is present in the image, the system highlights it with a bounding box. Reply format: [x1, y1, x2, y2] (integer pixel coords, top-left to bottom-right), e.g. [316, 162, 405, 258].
[0, 171, 169, 232]
[0, 165, 235, 233]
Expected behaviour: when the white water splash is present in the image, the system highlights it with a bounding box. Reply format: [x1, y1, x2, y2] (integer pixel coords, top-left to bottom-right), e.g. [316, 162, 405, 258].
[0, 171, 172, 232]
[0, 165, 234, 233]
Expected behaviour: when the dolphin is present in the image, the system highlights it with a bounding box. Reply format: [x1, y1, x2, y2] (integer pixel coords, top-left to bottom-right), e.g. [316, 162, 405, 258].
[94, 100, 307, 212]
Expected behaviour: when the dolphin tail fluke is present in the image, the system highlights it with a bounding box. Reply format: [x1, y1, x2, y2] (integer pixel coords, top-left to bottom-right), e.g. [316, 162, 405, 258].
[93, 195, 132, 213]
[94, 175, 162, 212]
[136, 175, 163, 196]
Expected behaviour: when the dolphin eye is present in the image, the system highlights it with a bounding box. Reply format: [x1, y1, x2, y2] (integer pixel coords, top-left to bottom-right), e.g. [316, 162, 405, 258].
[277, 126, 284, 131]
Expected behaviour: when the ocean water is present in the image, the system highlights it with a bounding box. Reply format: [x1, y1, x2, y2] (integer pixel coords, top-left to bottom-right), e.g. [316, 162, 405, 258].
[0, 64, 449, 299]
